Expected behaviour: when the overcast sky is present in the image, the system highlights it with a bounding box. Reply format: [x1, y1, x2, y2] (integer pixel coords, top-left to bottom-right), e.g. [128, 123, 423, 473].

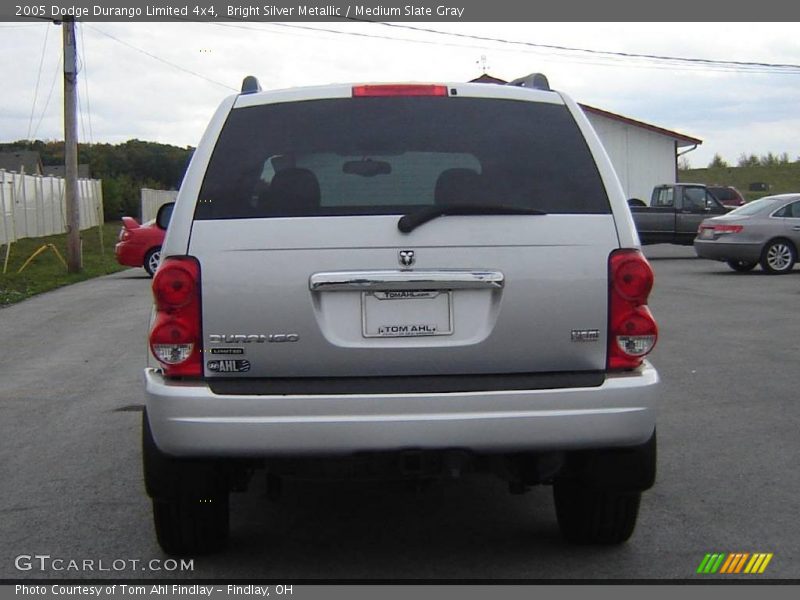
[2, 20, 800, 168]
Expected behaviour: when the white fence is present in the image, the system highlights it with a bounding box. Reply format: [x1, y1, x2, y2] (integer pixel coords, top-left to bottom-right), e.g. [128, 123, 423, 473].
[141, 188, 178, 223]
[0, 169, 104, 245]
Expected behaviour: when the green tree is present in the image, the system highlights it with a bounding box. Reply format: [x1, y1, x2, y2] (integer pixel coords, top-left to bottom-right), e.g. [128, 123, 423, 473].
[737, 153, 760, 168]
[0, 139, 194, 220]
[708, 153, 728, 168]
[761, 152, 780, 167]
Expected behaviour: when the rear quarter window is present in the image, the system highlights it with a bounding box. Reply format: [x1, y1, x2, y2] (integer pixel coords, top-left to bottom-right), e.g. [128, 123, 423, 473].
[195, 96, 611, 219]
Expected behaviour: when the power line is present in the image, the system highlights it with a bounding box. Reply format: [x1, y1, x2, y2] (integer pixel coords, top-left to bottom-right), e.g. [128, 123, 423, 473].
[78, 22, 94, 145]
[31, 53, 62, 140]
[215, 19, 800, 75]
[76, 78, 88, 144]
[212, 20, 458, 50]
[74, 28, 88, 145]
[213, 20, 636, 72]
[360, 21, 800, 74]
[84, 24, 238, 92]
[27, 23, 50, 140]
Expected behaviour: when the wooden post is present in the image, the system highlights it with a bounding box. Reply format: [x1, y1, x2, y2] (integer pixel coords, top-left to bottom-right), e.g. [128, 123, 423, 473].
[62, 17, 82, 272]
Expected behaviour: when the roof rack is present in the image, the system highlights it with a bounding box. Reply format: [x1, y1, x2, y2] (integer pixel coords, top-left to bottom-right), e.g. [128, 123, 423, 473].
[507, 73, 550, 91]
[241, 75, 262, 94]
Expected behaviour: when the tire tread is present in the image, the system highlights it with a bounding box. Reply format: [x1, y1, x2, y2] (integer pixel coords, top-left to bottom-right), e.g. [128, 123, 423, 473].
[554, 481, 641, 544]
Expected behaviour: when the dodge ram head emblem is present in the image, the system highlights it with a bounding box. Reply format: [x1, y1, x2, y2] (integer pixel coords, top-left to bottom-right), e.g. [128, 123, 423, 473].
[398, 250, 415, 267]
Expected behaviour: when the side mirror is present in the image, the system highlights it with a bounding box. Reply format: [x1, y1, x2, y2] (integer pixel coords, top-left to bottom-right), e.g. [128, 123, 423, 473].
[156, 202, 175, 230]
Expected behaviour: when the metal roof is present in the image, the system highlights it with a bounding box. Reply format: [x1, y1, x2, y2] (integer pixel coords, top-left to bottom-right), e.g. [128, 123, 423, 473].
[579, 104, 702, 147]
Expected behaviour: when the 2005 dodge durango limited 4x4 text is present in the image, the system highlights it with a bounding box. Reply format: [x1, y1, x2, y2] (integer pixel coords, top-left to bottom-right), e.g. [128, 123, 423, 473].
[143, 73, 660, 555]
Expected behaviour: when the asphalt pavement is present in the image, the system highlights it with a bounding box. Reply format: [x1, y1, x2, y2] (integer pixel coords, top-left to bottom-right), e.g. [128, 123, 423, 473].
[1, 247, 798, 580]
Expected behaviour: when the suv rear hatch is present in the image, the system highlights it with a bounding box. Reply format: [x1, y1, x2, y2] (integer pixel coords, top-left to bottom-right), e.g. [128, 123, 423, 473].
[188, 86, 619, 379]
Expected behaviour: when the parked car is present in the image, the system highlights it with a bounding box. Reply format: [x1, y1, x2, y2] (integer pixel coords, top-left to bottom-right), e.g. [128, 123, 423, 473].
[114, 216, 165, 276]
[707, 185, 746, 208]
[143, 73, 659, 554]
[695, 193, 800, 273]
[630, 184, 728, 245]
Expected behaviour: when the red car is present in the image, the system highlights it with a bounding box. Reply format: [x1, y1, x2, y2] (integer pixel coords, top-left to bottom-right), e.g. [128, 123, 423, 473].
[708, 186, 746, 208]
[114, 217, 165, 276]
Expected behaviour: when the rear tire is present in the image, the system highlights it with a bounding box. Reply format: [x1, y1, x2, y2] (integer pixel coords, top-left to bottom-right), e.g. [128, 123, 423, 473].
[553, 431, 655, 544]
[153, 496, 229, 556]
[144, 247, 162, 277]
[726, 259, 757, 272]
[143, 411, 230, 555]
[760, 239, 796, 274]
[553, 481, 641, 544]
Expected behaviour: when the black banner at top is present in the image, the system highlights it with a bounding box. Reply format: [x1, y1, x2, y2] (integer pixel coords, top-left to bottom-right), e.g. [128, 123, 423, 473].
[0, 0, 794, 22]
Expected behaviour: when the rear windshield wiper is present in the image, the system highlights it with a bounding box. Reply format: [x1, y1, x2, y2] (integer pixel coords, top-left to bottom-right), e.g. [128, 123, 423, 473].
[398, 203, 547, 233]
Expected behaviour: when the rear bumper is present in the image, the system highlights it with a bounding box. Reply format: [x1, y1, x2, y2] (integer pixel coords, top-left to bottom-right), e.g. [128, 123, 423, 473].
[145, 363, 659, 457]
[694, 239, 762, 263]
[114, 241, 145, 267]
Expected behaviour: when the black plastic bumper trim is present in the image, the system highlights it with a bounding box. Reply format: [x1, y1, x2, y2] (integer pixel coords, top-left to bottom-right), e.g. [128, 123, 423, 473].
[208, 371, 606, 396]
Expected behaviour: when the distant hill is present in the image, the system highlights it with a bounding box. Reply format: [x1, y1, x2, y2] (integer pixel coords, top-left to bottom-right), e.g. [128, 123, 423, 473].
[679, 163, 800, 202]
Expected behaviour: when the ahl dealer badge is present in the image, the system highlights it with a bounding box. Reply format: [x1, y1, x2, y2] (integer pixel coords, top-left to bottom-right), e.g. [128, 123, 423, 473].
[207, 359, 251, 373]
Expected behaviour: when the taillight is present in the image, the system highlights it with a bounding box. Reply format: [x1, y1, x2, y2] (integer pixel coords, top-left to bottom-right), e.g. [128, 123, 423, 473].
[608, 249, 658, 370]
[149, 257, 202, 378]
[352, 84, 448, 97]
[698, 223, 744, 238]
[714, 224, 744, 234]
[119, 229, 130, 241]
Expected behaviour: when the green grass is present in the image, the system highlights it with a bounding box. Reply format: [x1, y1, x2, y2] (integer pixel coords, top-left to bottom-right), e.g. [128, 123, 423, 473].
[0, 222, 127, 306]
[680, 163, 800, 202]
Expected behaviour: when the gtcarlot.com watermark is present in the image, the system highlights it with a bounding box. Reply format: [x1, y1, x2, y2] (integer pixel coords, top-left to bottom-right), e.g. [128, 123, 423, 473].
[14, 554, 194, 573]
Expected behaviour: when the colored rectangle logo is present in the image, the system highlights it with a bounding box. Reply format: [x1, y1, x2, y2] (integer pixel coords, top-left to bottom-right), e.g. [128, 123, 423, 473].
[697, 553, 773, 574]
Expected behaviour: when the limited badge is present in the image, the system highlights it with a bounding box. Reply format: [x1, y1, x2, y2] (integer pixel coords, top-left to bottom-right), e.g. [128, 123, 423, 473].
[210, 347, 245, 355]
[207, 359, 251, 373]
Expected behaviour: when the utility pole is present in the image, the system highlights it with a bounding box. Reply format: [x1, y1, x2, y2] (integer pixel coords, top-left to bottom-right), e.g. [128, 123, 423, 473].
[62, 16, 81, 272]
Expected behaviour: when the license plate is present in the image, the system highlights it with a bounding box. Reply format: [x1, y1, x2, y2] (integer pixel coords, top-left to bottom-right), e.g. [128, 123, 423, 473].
[699, 228, 715, 240]
[362, 290, 453, 338]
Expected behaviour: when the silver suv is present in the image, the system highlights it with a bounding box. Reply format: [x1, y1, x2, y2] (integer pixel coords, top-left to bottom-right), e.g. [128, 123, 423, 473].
[143, 74, 660, 555]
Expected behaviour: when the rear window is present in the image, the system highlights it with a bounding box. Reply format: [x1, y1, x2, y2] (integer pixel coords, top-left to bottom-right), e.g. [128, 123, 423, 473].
[194, 97, 610, 220]
[709, 187, 737, 201]
[727, 197, 777, 216]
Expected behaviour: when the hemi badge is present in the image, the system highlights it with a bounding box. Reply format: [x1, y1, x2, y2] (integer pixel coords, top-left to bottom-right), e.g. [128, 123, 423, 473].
[571, 329, 600, 342]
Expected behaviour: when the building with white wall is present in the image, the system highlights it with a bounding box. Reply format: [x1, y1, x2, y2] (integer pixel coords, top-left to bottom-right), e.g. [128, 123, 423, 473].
[581, 104, 701, 204]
